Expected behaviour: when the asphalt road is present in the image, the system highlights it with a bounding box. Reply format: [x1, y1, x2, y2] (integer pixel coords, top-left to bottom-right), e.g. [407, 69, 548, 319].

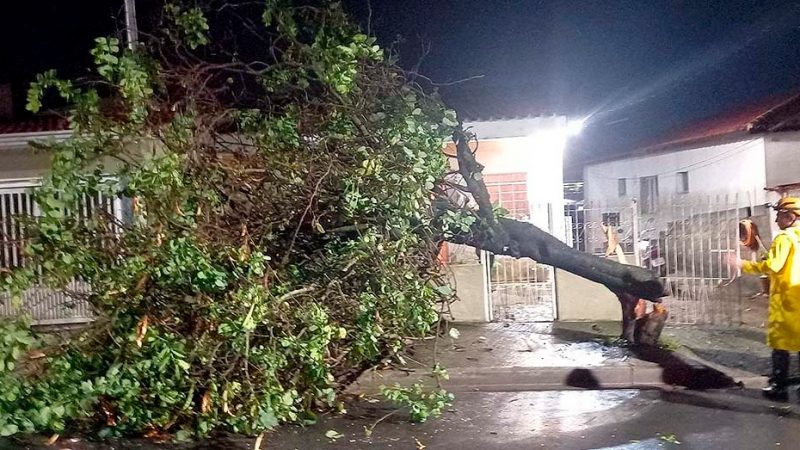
[6, 389, 800, 450]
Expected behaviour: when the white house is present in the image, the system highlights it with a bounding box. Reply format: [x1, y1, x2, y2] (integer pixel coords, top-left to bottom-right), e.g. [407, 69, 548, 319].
[577, 94, 800, 325]
[442, 115, 574, 323]
[584, 94, 800, 249]
[0, 112, 89, 324]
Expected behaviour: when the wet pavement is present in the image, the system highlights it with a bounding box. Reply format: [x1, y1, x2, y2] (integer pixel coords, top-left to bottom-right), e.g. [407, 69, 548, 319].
[8, 389, 800, 450]
[265, 389, 800, 450]
[347, 322, 738, 394]
[409, 322, 629, 369]
[3, 322, 780, 449]
[662, 326, 773, 378]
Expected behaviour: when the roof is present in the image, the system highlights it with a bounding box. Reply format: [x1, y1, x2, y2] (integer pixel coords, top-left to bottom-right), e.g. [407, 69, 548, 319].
[586, 92, 800, 167]
[0, 116, 69, 135]
[654, 93, 800, 148]
[463, 115, 567, 140]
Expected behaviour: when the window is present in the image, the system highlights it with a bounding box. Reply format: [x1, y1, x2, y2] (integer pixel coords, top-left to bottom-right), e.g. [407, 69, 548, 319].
[639, 175, 659, 214]
[0, 182, 124, 269]
[483, 173, 529, 220]
[617, 178, 627, 197]
[677, 171, 689, 194]
[602, 212, 621, 227]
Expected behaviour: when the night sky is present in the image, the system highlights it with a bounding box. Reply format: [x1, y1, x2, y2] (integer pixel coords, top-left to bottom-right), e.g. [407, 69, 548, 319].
[3, 0, 800, 179]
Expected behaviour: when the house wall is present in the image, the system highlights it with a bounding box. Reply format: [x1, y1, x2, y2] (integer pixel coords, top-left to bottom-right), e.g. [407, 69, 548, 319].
[0, 147, 51, 181]
[0, 134, 161, 183]
[584, 137, 768, 210]
[555, 269, 620, 321]
[446, 262, 491, 322]
[446, 116, 568, 242]
[765, 132, 800, 189]
[761, 132, 800, 237]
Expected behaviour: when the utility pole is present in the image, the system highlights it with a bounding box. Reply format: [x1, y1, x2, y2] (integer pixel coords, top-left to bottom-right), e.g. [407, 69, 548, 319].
[124, 0, 139, 49]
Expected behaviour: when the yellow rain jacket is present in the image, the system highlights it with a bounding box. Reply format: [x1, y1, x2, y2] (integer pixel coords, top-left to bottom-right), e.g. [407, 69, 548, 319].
[742, 226, 800, 351]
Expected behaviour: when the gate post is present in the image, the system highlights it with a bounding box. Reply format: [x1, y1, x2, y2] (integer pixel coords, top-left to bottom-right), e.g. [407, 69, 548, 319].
[481, 250, 493, 322]
[632, 198, 641, 267]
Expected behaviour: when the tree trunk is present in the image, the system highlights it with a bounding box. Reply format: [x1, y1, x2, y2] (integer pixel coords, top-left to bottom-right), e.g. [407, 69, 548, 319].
[445, 126, 666, 343]
[453, 217, 665, 301]
[615, 291, 668, 345]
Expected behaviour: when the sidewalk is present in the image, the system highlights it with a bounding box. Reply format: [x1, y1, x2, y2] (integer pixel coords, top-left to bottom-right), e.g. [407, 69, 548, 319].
[7, 322, 800, 450]
[662, 325, 771, 383]
[346, 320, 800, 426]
[346, 322, 739, 395]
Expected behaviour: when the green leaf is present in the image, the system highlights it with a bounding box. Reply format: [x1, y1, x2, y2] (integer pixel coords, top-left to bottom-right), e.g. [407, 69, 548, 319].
[26, 87, 42, 112]
[0, 424, 19, 437]
[434, 285, 454, 296]
[257, 408, 278, 429]
[52, 405, 66, 417]
[325, 429, 343, 440]
[448, 327, 460, 339]
[44, 196, 65, 209]
[175, 429, 193, 441]
[242, 304, 256, 331]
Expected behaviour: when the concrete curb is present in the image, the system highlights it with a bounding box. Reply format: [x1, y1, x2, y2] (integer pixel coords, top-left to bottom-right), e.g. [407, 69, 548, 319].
[344, 349, 800, 420]
[346, 363, 670, 394]
[347, 364, 800, 420]
[658, 388, 800, 419]
[346, 347, 744, 394]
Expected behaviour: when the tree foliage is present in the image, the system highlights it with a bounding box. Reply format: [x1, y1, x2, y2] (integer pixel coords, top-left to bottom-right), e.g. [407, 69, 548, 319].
[1, 1, 456, 438]
[0, 0, 667, 439]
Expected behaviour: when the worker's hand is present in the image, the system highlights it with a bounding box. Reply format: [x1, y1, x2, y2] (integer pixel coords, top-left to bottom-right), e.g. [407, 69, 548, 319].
[726, 253, 743, 270]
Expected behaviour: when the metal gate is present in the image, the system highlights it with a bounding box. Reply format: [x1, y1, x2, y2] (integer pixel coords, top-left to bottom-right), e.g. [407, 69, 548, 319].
[0, 180, 122, 325]
[484, 174, 557, 322]
[489, 255, 556, 322]
[569, 194, 759, 326]
[659, 195, 747, 325]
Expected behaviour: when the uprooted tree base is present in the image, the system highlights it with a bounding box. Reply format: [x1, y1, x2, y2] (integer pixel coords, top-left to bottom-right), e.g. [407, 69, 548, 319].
[0, 0, 663, 440]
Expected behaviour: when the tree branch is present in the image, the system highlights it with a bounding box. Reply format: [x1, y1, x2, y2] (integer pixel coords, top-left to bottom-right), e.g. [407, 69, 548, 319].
[445, 126, 664, 301]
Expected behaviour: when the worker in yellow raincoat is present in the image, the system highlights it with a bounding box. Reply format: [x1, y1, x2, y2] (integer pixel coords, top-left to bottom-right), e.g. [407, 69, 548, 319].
[731, 197, 800, 401]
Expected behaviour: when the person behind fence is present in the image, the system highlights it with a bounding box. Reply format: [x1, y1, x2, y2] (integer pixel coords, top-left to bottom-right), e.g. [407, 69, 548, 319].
[729, 197, 800, 401]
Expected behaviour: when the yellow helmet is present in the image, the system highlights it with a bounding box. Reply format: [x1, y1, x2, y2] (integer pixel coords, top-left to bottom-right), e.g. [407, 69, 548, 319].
[774, 197, 800, 213]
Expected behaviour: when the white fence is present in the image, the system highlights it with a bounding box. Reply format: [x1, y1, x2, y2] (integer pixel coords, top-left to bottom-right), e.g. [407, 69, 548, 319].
[0, 181, 122, 325]
[567, 194, 766, 325]
[485, 178, 557, 322]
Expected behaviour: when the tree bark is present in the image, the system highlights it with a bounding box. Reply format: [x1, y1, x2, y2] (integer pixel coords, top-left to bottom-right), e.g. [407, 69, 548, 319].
[444, 126, 667, 343]
[451, 218, 665, 301]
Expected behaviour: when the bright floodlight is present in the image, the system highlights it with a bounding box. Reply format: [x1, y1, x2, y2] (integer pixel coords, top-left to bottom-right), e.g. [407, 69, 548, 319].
[567, 118, 585, 136]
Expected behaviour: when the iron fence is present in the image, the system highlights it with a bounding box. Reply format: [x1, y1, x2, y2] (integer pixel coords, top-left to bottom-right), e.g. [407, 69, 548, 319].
[484, 178, 556, 322]
[0, 181, 122, 325]
[567, 193, 766, 325]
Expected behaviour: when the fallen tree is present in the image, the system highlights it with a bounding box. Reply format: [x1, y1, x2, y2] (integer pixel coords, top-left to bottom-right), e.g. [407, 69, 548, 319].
[444, 129, 663, 300]
[0, 0, 663, 440]
[440, 129, 666, 344]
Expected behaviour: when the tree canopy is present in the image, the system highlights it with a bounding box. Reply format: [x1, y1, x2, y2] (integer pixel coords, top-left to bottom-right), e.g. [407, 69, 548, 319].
[0, 0, 661, 439]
